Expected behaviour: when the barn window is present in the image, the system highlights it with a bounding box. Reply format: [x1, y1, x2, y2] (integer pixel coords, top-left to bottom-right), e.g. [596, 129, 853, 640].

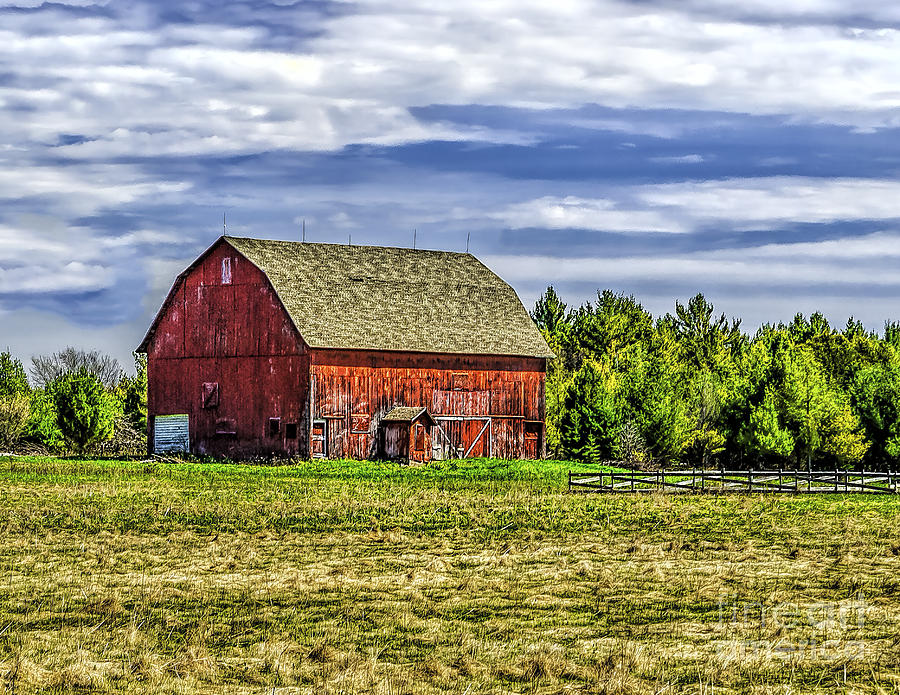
[451, 372, 470, 390]
[351, 413, 370, 434]
[285, 423, 298, 439]
[268, 418, 280, 437]
[201, 382, 219, 409]
[215, 418, 236, 435]
[221, 257, 232, 285]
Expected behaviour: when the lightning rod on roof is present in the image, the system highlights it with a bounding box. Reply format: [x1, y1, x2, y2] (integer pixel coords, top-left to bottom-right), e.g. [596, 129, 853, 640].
[223, 212, 226, 235]
[466, 231, 470, 253]
[348, 233, 352, 246]
[302, 218, 306, 243]
[413, 228, 417, 250]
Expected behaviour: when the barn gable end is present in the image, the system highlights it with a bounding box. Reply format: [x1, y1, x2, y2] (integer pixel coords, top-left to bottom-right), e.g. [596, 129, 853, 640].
[141, 239, 311, 457]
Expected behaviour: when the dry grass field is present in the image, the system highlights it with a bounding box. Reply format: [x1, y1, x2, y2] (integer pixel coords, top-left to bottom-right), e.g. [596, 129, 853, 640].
[1, 456, 900, 693]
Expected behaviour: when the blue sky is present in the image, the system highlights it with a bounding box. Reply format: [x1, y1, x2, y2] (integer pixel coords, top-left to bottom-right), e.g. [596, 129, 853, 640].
[2, 0, 900, 372]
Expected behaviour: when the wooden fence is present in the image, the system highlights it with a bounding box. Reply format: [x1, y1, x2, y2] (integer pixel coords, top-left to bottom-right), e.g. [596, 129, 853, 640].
[569, 469, 900, 494]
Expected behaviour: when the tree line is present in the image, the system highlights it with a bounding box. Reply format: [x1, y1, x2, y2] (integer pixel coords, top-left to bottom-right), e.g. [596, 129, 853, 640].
[0, 348, 147, 455]
[533, 287, 900, 471]
[5, 288, 900, 471]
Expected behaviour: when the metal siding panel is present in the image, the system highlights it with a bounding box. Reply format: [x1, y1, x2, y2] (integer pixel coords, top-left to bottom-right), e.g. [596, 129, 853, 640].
[153, 414, 189, 453]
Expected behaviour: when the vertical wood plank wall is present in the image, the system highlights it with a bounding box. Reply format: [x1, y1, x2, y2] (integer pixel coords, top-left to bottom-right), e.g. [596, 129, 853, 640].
[309, 350, 546, 460]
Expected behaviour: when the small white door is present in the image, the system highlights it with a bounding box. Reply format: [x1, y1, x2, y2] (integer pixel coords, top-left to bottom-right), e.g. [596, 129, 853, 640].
[154, 414, 190, 453]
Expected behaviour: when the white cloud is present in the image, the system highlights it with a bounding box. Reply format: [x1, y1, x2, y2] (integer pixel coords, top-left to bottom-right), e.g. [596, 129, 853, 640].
[491, 227, 900, 332]
[649, 154, 705, 164]
[485, 230, 900, 293]
[491, 196, 685, 233]
[1, 1, 900, 160]
[711, 232, 900, 260]
[490, 178, 900, 232]
[0, 221, 187, 296]
[0, 158, 191, 216]
[0, 262, 113, 294]
[640, 177, 900, 226]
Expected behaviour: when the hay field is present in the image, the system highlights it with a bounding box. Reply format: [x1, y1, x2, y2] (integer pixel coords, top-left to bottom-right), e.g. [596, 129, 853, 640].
[1, 456, 899, 693]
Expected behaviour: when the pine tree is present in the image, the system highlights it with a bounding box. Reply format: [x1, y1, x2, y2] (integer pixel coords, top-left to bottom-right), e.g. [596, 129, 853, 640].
[0, 351, 29, 397]
[49, 368, 118, 454]
[559, 361, 620, 462]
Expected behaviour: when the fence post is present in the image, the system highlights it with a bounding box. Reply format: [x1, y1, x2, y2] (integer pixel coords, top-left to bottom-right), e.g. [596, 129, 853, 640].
[834, 469, 839, 494]
[748, 469, 753, 493]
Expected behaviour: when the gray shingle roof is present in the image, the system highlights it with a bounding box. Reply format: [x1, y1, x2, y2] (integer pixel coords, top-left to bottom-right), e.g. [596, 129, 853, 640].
[223, 236, 553, 358]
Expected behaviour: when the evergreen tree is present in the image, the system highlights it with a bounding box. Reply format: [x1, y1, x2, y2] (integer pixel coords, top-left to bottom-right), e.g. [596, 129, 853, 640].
[617, 342, 692, 465]
[558, 361, 620, 463]
[684, 372, 728, 467]
[531, 286, 568, 336]
[22, 389, 64, 450]
[743, 388, 795, 460]
[532, 286, 891, 469]
[49, 368, 118, 454]
[668, 293, 744, 372]
[779, 344, 867, 468]
[0, 351, 29, 397]
[117, 352, 148, 431]
[571, 290, 654, 368]
[850, 364, 900, 468]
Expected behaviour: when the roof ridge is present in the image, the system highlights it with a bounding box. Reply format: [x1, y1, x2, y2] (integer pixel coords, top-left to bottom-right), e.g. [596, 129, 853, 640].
[225, 235, 473, 257]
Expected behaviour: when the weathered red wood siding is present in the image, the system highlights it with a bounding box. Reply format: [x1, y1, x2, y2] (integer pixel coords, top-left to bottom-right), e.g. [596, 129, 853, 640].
[147, 241, 309, 457]
[309, 349, 546, 459]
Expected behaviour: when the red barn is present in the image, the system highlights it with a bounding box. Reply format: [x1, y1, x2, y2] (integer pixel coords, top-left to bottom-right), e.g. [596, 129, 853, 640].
[138, 236, 553, 460]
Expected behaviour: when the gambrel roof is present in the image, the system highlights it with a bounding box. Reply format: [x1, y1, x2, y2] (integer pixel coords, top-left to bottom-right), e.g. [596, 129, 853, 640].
[140, 236, 554, 358]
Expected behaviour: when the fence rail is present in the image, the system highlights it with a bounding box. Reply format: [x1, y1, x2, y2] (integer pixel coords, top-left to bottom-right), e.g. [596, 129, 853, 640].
[569, 469, 900, 494]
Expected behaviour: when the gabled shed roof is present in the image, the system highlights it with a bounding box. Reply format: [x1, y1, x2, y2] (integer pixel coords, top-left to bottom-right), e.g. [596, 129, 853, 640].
[381, 407, 436, 425]
[140, 236, 553, 358]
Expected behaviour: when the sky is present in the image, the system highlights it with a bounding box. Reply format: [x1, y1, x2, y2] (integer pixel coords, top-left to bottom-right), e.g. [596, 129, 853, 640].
[2, 0, 900, 374]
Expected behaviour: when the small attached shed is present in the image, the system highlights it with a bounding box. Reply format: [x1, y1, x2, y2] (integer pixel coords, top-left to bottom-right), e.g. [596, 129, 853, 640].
[381, 407, 437, 463]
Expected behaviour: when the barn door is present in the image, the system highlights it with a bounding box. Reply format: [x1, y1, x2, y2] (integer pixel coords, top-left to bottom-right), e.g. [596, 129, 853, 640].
[411, 423, 427, 462]
[154, 414, 189, 454]
[434, 417, 490, 458]
[311, 420, 327, 458]
[462, 418, 490, 457]
[524, 421, 542, 459]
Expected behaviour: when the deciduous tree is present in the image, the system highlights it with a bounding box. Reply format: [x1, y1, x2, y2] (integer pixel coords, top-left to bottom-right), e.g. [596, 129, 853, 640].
[31, 347, 123, 390]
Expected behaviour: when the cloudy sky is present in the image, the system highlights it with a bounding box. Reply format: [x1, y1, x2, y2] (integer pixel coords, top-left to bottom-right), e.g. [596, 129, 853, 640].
[2, 0, 900, 372]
